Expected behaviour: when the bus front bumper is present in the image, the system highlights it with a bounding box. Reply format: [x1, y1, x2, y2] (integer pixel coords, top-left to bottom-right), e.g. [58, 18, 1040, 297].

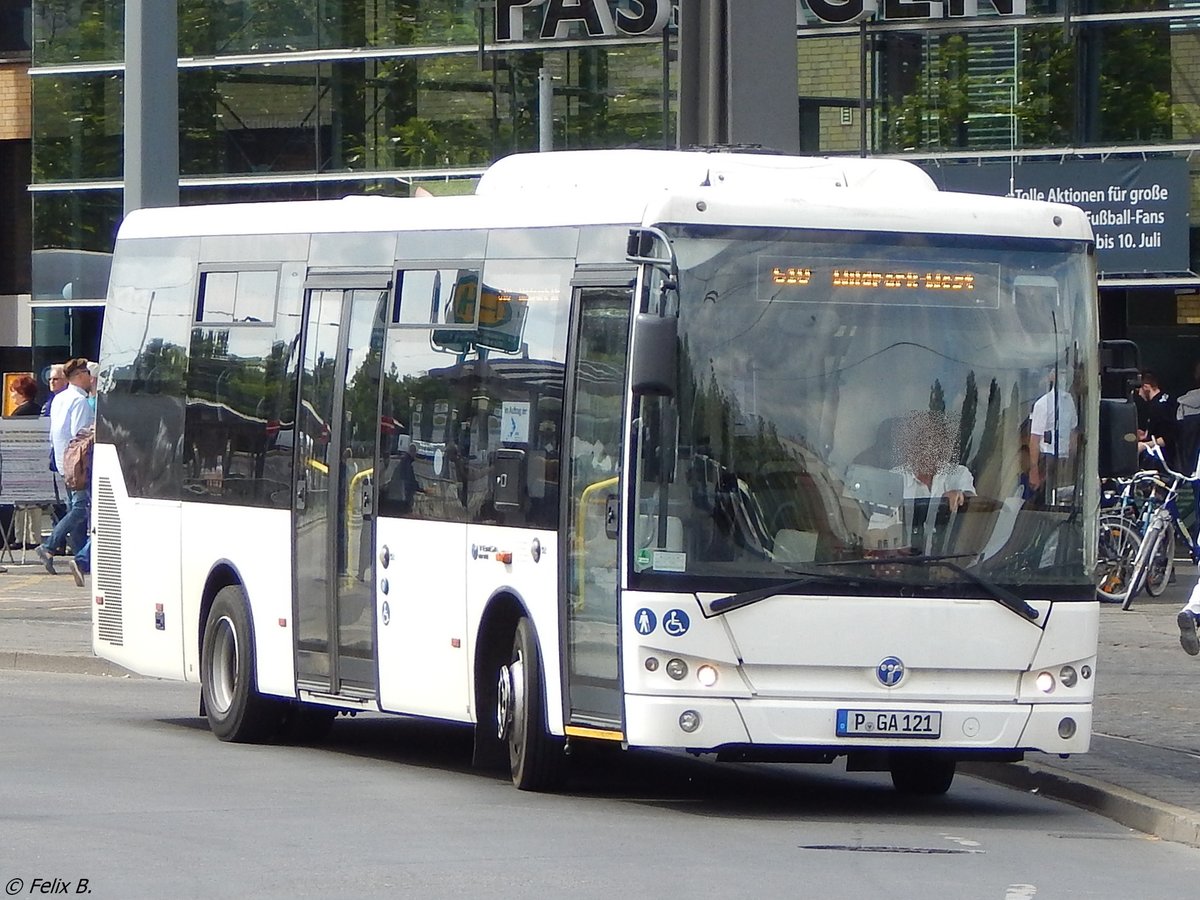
[623, 695, 1092, 756]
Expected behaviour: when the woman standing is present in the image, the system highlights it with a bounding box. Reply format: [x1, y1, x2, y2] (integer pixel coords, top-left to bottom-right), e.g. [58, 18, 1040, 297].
[7, 374, 39, 416]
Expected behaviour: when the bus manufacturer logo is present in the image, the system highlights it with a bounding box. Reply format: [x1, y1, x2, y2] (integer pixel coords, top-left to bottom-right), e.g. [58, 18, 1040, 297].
[877, 657, 905, 687]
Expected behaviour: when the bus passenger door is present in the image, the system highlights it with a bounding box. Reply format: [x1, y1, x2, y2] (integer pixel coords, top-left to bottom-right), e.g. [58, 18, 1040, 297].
[293, 278, 389, 699]
[563, 284, 632, 728]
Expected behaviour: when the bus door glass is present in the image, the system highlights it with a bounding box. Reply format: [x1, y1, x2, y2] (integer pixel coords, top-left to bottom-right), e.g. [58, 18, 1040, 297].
[294, 280, 389, 696]
[564, 285, 633, 726]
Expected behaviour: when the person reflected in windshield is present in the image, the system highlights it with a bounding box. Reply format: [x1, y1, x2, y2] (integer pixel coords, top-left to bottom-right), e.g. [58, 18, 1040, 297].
[1028, 366, 1078, 502]
[892, 410, 975, 513]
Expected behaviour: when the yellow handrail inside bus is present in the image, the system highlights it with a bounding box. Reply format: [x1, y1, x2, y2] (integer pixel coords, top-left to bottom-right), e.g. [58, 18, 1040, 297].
[348, 466, 373, 519]
[574, 475, 618, 612]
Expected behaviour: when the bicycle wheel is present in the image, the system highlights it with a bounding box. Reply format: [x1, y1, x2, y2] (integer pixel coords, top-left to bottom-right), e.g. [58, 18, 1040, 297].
[1121, 517, 1164, 611]
[1145, 524, 1176, 597]
[1096, 516, 1141, 604]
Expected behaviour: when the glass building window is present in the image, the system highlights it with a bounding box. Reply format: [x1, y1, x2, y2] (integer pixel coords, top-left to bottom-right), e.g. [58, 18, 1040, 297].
[32, 0, 123, 65]
[31, 73, 123, 182]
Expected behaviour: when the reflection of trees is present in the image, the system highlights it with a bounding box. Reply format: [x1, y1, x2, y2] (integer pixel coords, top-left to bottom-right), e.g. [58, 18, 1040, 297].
[136, 338, 188, 393]
[884, 24, 1171, 152]
[344, 345, 384, 446]
[928, 379, 945, 415]
[972, 378, 1005, 497]
[958, 371, 978, 467]
[680, 340, 795, 472]
[188, 330, 293, 423]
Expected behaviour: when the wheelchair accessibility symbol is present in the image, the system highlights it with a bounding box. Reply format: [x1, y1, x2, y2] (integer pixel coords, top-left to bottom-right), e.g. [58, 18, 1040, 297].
[663, 608, 690, 637]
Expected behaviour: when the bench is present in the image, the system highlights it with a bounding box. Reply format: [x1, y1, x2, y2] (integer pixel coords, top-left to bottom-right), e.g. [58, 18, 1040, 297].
[0, 418, 62, 562]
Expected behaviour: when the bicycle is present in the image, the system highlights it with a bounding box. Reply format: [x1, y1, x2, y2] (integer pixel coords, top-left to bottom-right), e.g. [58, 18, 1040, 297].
[1097, 471, 1151, 604]
[1095, 449, 1200, 609]
[1139, 471, 1198, 599]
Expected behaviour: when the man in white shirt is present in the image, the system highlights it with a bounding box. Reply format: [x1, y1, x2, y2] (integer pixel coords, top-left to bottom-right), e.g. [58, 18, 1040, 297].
[1028, 367, 1078, 502]
[36, 358, 95, 580]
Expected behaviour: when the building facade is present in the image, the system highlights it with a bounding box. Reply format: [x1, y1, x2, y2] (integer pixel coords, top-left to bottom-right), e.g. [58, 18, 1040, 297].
[18, 0, 1200, 400]
[1, 1, 32, 383]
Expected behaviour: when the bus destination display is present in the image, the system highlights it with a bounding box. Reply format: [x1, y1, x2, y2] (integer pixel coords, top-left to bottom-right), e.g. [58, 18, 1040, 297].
[758, 255, 1001, 308]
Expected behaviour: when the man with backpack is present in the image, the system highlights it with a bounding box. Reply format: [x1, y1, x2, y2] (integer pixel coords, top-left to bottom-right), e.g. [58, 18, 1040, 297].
[36, 358, 95, 586]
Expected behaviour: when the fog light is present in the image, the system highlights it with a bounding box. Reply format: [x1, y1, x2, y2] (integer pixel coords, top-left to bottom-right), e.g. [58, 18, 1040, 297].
[1081, 664, 1093, 680]
[645, 657, 659, 672]
[1036, 671, 1055, 693]
[666, 658, 688, 681]
[1058, 717, 1077, 739]
[1059, 665, 1078, 688]
[696, 664, 718, 687]
[679, 710, 701, 733]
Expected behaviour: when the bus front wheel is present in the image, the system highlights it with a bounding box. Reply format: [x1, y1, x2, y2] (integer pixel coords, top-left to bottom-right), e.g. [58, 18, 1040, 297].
[496, 617, 565, 791]
[889, 752, 956, 795]
[200, 584, 282, 742]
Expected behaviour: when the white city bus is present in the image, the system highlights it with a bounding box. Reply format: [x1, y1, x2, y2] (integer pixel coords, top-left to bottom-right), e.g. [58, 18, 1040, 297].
[93, 148, 1104, 794]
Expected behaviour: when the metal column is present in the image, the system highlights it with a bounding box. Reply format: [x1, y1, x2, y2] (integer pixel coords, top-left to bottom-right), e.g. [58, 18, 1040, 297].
[677, 0, 799, 153]
[124, 0, 179, 215]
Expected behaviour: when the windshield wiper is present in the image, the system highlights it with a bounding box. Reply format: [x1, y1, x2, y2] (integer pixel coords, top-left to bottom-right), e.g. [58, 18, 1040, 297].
[708, 567, 896, 615]
[828, 554, 1039, 621]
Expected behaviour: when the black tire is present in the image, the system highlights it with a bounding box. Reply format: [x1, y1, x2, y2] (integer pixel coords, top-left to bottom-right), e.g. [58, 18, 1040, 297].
[1144, 527, 1175, 597]
[497, 617, 565, 791]
[200, 584, 284, 742]
[889, 753, 956, 795]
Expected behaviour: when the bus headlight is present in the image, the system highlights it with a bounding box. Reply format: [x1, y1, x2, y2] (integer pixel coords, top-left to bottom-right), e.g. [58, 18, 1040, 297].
[696, 664, 718, 687]
[1036, 671, 1056, 693]
[666, 658, 688, 681]
[679, 710, 701, 733]
[1059, 665, 1078, 688]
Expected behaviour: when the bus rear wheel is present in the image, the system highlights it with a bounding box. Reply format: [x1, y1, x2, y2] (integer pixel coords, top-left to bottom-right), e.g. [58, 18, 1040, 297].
[201, 584, 283, 743]
[497, 617, 565, 791]
[889, 752, 956, 795]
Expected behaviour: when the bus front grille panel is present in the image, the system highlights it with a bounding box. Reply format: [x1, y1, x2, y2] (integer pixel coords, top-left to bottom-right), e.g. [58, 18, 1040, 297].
[95, 476, 124, 646]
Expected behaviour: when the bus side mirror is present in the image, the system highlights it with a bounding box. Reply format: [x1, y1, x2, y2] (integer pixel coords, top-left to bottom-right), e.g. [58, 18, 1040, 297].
[630, 313, 677, 397]
[1098, 398, 1138, 478]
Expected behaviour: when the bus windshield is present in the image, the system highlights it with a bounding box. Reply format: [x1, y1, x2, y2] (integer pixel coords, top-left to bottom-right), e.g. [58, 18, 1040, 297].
[631, 225, 1097, 598]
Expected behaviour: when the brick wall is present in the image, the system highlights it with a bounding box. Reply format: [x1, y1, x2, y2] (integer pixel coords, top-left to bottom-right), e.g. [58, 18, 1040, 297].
[0, 61, 31, 141]
[798, 34, 869, 154]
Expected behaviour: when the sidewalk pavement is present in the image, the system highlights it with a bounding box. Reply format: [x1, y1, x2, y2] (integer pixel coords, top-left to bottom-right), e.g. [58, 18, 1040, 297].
[3, 557, 1200, 844]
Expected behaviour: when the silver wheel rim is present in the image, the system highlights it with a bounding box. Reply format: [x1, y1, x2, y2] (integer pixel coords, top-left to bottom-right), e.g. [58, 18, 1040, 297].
[496, 653, 524, 746]
[208, 615, 239, 714]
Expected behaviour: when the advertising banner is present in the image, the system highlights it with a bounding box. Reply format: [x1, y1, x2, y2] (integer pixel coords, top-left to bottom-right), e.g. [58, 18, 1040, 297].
[921, 158, 1190, 277]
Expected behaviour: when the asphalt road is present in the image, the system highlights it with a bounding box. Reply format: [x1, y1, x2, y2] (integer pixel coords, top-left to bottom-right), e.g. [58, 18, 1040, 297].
[4, 669, 1200, 900]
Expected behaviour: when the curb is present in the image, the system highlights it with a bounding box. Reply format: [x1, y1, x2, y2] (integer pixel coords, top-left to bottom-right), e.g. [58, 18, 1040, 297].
[0, 651, 134, 678]
[962, 760, 1200, 848]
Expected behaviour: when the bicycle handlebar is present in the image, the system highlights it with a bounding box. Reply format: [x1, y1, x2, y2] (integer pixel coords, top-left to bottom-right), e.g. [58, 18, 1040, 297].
[1140, 444, 1200, 484]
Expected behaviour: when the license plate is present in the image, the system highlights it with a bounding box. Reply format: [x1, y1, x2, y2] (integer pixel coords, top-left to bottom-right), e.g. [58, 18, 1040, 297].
[836, 709, 942, 738]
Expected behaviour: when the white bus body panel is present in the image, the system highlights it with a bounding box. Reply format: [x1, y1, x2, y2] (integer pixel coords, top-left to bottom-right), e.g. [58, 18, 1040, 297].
[372, 519, 561, 730]
[620, 590, 1095, 755]
[374, 518, 470, 720]
[92, 445, 296, 694]
[179, 503, 295, 697]
[464, 524, 564, 734]
[92, 444, 184, 681]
